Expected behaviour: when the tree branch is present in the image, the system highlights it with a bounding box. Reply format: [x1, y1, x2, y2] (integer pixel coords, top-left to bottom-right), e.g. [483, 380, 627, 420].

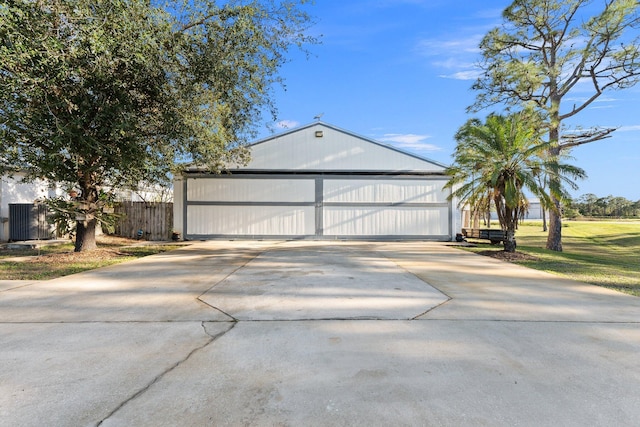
[559, 127, 617, 150]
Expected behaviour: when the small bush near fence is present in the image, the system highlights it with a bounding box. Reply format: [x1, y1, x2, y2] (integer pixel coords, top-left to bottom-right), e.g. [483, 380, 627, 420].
[113, 202, 173, 241]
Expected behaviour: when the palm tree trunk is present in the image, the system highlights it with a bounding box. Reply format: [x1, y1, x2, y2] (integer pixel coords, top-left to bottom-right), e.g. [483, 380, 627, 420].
[503, 229, 516, 252]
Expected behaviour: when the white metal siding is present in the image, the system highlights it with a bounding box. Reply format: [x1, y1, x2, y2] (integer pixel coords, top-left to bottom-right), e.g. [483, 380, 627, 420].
[188, 178, 314, 203]
[182, 175, 451, 239]
[247, 124, 446, 172]
[187, 205, 315, 236]
[323, 206, 449, 236]
[180, 122, 455, 239]
[323, 179, 448, 203]
[173, 177, 184, 235]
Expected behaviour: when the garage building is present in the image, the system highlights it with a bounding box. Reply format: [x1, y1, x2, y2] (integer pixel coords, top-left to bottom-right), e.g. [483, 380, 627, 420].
[174, 122, 458, 240]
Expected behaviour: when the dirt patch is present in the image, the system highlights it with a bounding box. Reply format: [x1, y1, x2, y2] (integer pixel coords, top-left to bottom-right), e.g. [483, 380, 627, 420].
[25, 248, 127, 264]
[477, 250, 539, 262]
[4, 237, 133, 267]
[0, 236, 181, 280]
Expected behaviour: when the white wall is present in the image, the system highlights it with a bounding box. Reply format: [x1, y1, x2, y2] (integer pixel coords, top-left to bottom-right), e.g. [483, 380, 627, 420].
[322, 178, 450, 237]
[244, 123, 446, 173]
[173, 177, 184, 236]
[181, 175, 453, 239]
[323, 206, 449, 236]
[323, 179, 447, 203]
[179, 123, 454, 240]
[188, 205, 316, 236]
[188, 178, 314, 203]
[184, 177, 316, 237]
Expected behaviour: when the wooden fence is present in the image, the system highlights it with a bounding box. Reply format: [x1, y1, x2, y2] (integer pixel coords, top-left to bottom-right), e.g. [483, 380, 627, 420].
[113, 202, 173, 241]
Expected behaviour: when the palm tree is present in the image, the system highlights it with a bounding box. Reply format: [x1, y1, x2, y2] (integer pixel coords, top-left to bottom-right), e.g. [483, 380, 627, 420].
[446, 112, 585, 252]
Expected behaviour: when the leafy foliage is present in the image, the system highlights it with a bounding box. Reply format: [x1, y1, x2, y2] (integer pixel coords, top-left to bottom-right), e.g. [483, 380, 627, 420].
[446, 111, 585, 252]
[471, 0, 640, 251]
[570, 193, 640, 217]
[0, 0, 316, 250]
[46, 192, 119, 238]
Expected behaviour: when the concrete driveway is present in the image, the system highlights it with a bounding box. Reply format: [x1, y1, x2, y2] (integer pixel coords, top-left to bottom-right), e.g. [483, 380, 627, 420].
[1, 241, 639, 426]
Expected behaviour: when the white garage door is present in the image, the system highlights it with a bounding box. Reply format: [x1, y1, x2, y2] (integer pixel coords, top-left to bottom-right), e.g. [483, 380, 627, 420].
[321, 178, 450, 236]
[182, 174, 451, 240]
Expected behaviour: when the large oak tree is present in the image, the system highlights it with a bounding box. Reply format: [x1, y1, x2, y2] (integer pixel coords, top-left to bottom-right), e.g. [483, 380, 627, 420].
[0, 0, 315, 251]
[471, 0, 640, 251]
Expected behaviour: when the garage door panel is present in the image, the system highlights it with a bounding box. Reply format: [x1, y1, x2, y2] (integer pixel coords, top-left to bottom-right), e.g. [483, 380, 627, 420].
[323, 179, 449, 204]
[188, 178, 315, 203]
[323, 206, 449, 236]
[183, 175, 452, 239]
[187, 205, 315, 236]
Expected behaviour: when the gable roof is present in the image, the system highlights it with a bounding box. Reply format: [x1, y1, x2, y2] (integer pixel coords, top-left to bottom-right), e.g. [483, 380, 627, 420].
[233, 122, 447, 173]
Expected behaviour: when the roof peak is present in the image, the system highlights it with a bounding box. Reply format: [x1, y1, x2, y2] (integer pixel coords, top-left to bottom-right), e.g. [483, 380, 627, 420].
[252, 121, 448, 169]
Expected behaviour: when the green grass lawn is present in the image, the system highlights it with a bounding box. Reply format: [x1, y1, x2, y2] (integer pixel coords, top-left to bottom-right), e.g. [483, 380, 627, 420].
[464, 220, 640, 296]
[0, 238, 182, 280]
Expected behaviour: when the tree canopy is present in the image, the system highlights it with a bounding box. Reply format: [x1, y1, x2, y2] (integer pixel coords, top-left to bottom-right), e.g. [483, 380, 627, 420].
[445, 112, 585, 252]
[0, 0, 316, 251]
[471, 0, 640, 251]
[570, 193, 640, 217]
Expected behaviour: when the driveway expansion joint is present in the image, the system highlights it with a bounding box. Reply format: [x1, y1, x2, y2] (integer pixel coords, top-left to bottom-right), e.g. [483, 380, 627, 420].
[195, 247, 270, 320]
[196, 297, 238, 321]
[412, 296, 453, 320]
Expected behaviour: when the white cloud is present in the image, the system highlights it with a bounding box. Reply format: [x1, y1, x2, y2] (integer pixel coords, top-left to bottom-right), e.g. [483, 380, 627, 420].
[379, 133, 442, 153]
[594, 96, 620, 103]
[439, 70, 482, 81]
[381, 133, 428, 144]
[619, 125, 640, 132]
[275, 120, 300, 129]
[416, 34, 484, 80]
[565, 95, 620, 104]
[417, 35, 483, 57]
[431, 58, 476, 70]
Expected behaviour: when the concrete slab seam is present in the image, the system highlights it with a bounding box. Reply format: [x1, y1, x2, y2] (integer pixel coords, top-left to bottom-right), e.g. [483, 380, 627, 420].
[95, 321, 236, 427]
[195, 246, 273, 315]
[237, 316, 403, 322]
[374, 248, 454, 319]
[0, 282, 38, 293]
[229, 318, 640, 325]
[411, 297, 453, 320]
[413, 318, 640, 324]
[196, 297, 238, 321]
[3, 318, 638, 327]
[0, 320, 237, 325]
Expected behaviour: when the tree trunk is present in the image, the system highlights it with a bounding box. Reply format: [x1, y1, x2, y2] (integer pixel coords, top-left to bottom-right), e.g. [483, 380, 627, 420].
[74, 171, 100, 252]
[546, 198, 563, 252]
[542, 206, 547, 232]
[75, 218, 98, 252]
[545, 108, 563, 252]
[503, 229, 517, 253]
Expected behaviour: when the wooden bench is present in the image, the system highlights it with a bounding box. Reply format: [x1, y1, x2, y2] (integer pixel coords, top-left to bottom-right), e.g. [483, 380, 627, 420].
[461, 228, 507, 245]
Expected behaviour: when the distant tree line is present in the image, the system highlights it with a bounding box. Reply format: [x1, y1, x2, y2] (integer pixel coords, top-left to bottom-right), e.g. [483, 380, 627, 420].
[566, 194, 640, 218]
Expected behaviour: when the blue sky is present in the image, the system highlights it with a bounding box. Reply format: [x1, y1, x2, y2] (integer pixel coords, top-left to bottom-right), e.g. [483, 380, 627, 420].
[256, 0, 640, 201]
